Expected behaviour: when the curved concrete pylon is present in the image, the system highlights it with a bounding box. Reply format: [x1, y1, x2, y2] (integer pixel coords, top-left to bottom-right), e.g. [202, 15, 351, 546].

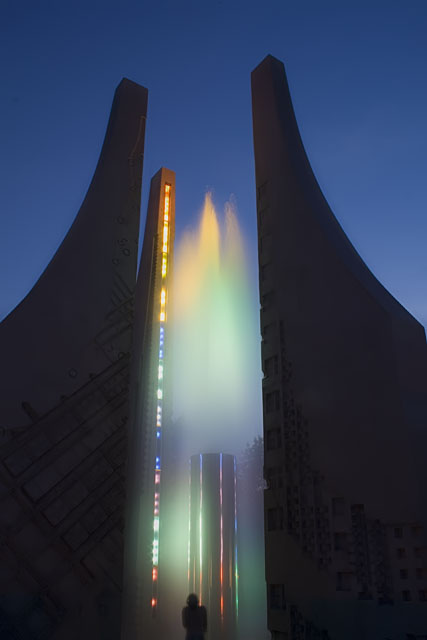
[252, 55, 427, 639]
[0, 79, 147, 639]
[0, 78, 147, 429]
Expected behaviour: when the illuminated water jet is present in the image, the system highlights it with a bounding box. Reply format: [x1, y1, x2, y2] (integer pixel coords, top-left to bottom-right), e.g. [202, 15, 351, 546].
[173, 193, 260, 458]
[166, 193, 264, 640]
[123, 175, 264, 640]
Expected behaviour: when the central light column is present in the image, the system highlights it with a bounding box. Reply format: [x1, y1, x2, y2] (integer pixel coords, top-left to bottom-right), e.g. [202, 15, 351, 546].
[189, 453, 238, 640]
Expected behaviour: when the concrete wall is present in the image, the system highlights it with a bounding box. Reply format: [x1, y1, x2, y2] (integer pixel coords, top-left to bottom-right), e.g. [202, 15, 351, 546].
[0, 78, 147, 639]
[252, 55, 427, 640]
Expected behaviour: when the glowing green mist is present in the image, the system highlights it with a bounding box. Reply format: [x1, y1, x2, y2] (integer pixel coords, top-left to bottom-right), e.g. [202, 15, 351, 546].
[172, 193, 261, 457]
[157, 193, 264, 640]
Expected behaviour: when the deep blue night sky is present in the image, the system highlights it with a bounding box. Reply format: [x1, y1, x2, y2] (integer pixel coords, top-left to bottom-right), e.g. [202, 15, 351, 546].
[1, 0, 426, 327]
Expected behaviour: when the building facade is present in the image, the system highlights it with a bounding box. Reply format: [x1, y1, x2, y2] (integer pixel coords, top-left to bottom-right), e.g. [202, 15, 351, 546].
[0, 79, 147, 639]
[252, 55, 427, 639]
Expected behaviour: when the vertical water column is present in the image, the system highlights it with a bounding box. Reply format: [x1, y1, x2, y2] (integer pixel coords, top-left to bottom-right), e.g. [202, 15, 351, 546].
[189, 453, 238, 640]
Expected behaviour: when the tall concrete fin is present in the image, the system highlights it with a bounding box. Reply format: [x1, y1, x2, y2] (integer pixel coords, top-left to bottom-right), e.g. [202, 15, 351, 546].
[252, 55, 427, 639]
[0, 79, 147, 639]
[0, 78, 147, 428]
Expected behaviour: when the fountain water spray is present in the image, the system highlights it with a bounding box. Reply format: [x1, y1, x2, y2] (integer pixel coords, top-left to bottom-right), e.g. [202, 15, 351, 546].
[162, 193, 264, 640]
[173, 193, 260, 458]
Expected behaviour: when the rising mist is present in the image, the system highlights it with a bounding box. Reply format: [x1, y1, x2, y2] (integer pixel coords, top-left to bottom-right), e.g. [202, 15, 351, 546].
[172, 193, 261, 457]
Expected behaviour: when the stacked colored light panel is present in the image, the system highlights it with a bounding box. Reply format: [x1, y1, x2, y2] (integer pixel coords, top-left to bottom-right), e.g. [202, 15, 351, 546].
[220, 453, 224, 620]
[234, 456, 239, 617]
[199, 454, 203, 603]
[151, 183, 171, 613]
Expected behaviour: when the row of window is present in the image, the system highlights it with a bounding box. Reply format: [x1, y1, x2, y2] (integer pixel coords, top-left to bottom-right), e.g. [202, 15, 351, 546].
[397, 547, 424, 559]
[264, 354, 279, 378]
[267, 504, 427, 579]
[399, 568, 427, 580]
[335, 574, 427, 602]
[265, 390, 280, 413]
[394, 525, 423, 539]
[402, 589, 427, 602]
[262, 322, 275, 341]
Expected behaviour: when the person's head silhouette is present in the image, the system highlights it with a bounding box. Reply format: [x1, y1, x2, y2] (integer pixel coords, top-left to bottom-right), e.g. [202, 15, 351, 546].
[186, 593, 199, 609]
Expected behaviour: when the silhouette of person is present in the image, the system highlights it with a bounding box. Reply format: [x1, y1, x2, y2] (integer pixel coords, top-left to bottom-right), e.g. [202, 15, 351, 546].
[182, 593, 207, 640]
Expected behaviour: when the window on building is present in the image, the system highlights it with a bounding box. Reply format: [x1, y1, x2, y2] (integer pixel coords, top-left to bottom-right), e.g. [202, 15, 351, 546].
[419, 590, 427, 602]
[416, 568, 426, 580]
[334, 532, 348, 552]
[264, 355, 279, 378]
[332, 497, 345, 517]
[265, 390, 280, 413]
[262, 322, 274, 340]
[394, 527, 403, 539]
[351, 503, 364, 516]
[400, 569, 408, 580]
[414, 547, 423, 559]
[397, 548, 406, 559]
[412, 525, 423, 537]
[402, 590, 411, 601]
[269, 584, 285, 610]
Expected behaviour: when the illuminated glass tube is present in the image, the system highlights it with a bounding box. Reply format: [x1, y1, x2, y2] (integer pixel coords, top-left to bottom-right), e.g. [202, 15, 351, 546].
[189, 453, 237, 637]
